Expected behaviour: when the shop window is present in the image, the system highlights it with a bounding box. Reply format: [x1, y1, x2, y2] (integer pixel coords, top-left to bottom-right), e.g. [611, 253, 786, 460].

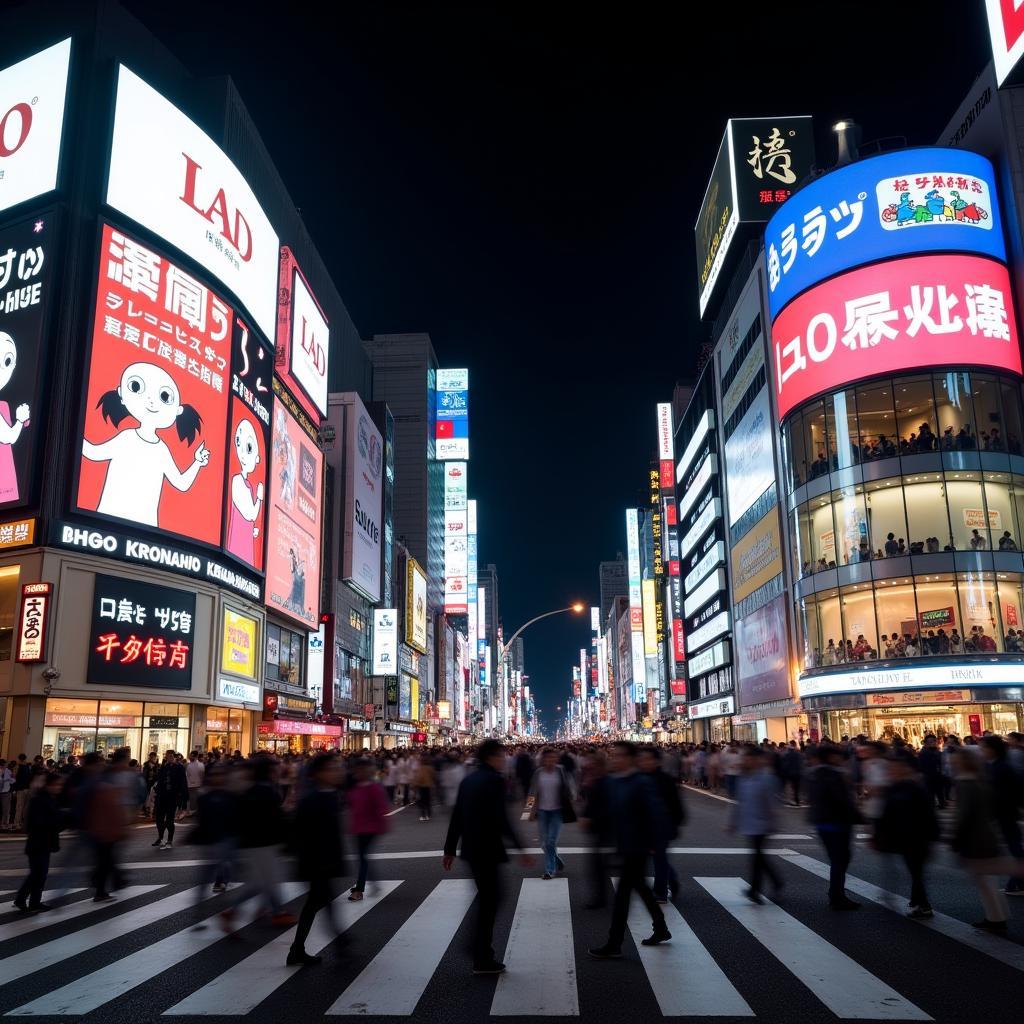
[0, 565, 19, 661]
[935, 372, 978, 450]
[827, 389, 858, 470]
[783, 414, 806, 491]
[913, 576, 960, 652]
[840, 585, 879, 659]
[946, 475, 988, 551]
[833, 486, 869, 565]
[801, 590, 841, 667]
[874, 581, 918, 654]
[792, 504, 811, 578]
[265, 622, 305, 688]
[864, 480, 908, 558]
[972, 375, 1005, 451]
[996, 575, 1024, 650]
[903, 476, 950, 553]
[854, 382, 897, 462]
[807, 496, 837, 571]
[803, 401, 829, 480]
[894, 377, 938, 453]
[983, 474, 1017, 551]
[958, 572, 1001, 651]
[1000, 381, 1024, 455]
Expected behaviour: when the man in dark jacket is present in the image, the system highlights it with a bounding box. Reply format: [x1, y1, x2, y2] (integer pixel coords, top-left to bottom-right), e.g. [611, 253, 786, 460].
[981, 735, 1024, 896]
[780, 742, 804, 807]
[14, 773, 64, 912]
[917, 734, 944, 808]
[152, 750, 187, 850]
[638, 747, 684, 903]
[807, 744, 861, 910]
[287, 753, 346, 966]
[590, 742, 671, 958]
[443, 739, 529, 975]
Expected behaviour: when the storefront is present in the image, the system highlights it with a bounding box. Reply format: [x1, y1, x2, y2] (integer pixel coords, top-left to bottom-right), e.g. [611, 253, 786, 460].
[380, 720, 416, 748]
[256, 719, 342, 753]
[687, 694, 735, 744]
[731, 700, 807, 744]
[41, 697, 191, 761]
[344, 717, 371, 750]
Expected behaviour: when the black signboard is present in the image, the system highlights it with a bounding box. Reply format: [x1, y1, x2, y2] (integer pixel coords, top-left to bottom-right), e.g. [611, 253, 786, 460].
[0, 209, 58, 510]
[731, 116, 815, 222]
[147, 715, 179, 728]
[87, 574, 197, 690]
[695, 130, 734, 316]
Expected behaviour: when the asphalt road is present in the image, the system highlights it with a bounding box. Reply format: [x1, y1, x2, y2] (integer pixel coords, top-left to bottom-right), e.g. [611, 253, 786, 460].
[0, 784, 1018, 1022]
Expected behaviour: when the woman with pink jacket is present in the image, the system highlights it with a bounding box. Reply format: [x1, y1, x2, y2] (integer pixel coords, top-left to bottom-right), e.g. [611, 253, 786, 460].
[347, 759, 391, 901]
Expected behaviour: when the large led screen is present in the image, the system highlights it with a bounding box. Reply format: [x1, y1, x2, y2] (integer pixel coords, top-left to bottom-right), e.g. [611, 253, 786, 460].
[265, 395, 322, 628]
[78, 225, 231, 547]
[770, 254, 1022, 422]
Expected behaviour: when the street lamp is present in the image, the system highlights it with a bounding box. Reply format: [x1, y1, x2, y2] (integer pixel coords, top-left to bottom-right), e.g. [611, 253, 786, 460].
[496, 603, 587, 668]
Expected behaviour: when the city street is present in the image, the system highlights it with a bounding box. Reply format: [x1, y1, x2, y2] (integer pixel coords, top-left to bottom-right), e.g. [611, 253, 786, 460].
[0, 787, 1018, 1023]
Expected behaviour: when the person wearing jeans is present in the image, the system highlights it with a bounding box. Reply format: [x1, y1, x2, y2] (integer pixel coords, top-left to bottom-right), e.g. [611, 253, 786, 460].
[347, 759, 390, 900]
[729, 746, 781, 904]
[807, 744, 861, 910]
[528, 748, 573, 879]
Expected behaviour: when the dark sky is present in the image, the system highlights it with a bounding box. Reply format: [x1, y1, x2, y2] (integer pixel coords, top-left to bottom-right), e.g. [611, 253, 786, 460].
[126, 1, 992, 731]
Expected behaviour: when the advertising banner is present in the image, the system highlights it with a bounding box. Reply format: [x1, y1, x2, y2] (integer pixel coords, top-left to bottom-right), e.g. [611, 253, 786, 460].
[625, 508, 647, 698]
[276, 247, 329, 420]
[0, 210, 57, 509]
[985, 0, 1024, 86]
[372, 608, 397, 674]
[444, 508, 468, 614]
[78, 225, 232, 548]
[444, 462, 468, 510]
[406, 558, 428, 654]
[87, 574, 196, 689]
[106, 66, 278, 341]
[730, 508, 784, 604]
[399, 675, 412, 719]
[342, 395, 383, 602]
[0, 39, 71, 216]
[723, 389, 774, 527]
[15, 582, 51, 663]
[265, 395, 322, 628]
[770, 254, 1021, 422]
[696, 130, 737, 317]
[735, 594, 791, 707]
[435, 368, 469, 460]
[764, 148, 1005, 320]
[221, 608, 257, 678]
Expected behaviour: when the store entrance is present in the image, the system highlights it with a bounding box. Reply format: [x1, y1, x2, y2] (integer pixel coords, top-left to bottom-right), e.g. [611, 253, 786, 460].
[871, 709, 966, 745]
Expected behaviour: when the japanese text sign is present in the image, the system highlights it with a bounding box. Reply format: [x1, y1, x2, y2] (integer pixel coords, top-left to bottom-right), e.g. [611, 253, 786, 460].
[106, 66, 278, 341]
[87, 574, 196, 689]
[78, 225, 232, 549]
[770, 254, 1021, 421]
[276, 247, 329, 420]
[15, 581, 51, 662]
[764, 148, 1006, 321]
[221, 607, 257, 678]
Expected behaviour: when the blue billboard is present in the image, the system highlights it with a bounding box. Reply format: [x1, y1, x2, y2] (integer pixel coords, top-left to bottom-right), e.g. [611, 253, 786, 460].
[764, 147, 1006, 321]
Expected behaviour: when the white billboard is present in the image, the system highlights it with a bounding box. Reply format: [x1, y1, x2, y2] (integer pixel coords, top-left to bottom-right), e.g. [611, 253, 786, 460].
[342, 396, 383, 603]
[444, 462, 468, 510]
[723, 388, 774, 527]
[444, 507, 468, 614]
[289, 269, 330, 416]
[372, 608, 398, 674]
[106, 65, 279, 341]
[625, 509, 647, 700]
[0, 39, 70, 216]
[657, 403, 674, 461]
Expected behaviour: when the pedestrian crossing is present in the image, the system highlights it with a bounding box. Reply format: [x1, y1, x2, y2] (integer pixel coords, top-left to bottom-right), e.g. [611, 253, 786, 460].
[0, 860, 1016, 1019]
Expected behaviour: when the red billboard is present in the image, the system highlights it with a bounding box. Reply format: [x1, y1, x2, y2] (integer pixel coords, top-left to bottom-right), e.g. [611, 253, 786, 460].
[78, 225, 231, 547]
[770, 254, 1022, 421]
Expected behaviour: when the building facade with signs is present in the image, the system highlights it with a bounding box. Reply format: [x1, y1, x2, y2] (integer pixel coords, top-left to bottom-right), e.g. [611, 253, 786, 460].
[0, 6, 371, 759]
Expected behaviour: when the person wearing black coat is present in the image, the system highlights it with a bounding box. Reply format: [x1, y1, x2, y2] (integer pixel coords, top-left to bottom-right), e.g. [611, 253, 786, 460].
[639, 747, 685, 902]
[152, 751, 188, 850]
[874, 754, 939, 917]
[807, 744, 862, 910]
[981, 735, 1024, 896]
[287, 753, 346, 967]
[443, 739, 528, 975]
[14, 774, 65, 912]
[917, 735, 945, 808]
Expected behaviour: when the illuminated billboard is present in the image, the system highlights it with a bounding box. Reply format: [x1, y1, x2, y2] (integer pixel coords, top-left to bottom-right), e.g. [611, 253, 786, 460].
[770, 253, 1021, 422]
[625, 509, 647, 701]
[444, 463, 468, 614]
[106, 66, 279, 342]
[276, 246, 329, 420]
[265, 392, 322, 628]
[764, 148, 1005, 321]
[986, 0, 1024, 86]
[0, 39, 70, 216]
[406, 557, 428, 654]
[78, 225, 231, 549]
[342, 395, 383, 603]
[435, 368, 468, 460]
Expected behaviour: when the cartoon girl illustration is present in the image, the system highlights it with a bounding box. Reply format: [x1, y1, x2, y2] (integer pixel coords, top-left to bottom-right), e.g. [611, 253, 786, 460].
[81, 362, 211, 527]
[225, 417, 264, 566]
[0, 332, 30, 504]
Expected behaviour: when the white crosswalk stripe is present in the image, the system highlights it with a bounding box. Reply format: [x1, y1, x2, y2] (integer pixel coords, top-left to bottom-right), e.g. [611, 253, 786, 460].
[7, 884, 306, 1016]
[326, 878, 477, 1016]
[491, 878, 578, 1016]
[0, 887, 159, 941]
[163, 882, 403, 1016]
[696, 877, 931, 1020]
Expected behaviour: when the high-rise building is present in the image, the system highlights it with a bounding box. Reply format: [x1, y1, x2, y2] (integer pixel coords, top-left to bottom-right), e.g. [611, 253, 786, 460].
[598, 556, 627, 622]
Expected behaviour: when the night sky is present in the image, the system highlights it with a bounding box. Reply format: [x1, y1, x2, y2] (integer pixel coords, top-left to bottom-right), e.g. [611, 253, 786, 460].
[126, 1, 992, 731]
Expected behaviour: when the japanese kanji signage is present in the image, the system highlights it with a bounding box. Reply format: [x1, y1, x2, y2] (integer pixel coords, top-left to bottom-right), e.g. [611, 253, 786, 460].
[0, 518, 33, 549]
[435, 368, 469, 460]
[106, 66, 279, 341]
[696, 117, 813, 316]
[276, 247, 329, 420]
[0, 39, 70, 216]
[87, 574, 196, 689]
[770, 253, 1022, 422]
[0, 210, 58, 510]
[78, 225, 232, 549]
[15, 582, 51, 663]
[764, 148, 1006, 321]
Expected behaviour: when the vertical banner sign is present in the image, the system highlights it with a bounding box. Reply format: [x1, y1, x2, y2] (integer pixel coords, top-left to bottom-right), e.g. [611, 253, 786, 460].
[342, 395, 383, 603]
[371, 608, 398, 675]
[443, 463, 468, 613]
[625, 509, 646, 702]
[467, 498, 478, 650]
[405, 558, 428, 654]
[15, 582, 51, 662]
[435, 368, 469, 460]
[657, 402, 685, 678]
[276, 246, 329, 421]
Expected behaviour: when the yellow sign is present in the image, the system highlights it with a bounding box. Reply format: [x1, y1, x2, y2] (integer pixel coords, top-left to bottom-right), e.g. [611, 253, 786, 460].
[0, 518, 35, 549]
[410, 677, 420, 721]
[405, 558, 428, 654]
[731, 509, 784, 604]
[642, 579, 658, 656]
[221, 608, 258, 679]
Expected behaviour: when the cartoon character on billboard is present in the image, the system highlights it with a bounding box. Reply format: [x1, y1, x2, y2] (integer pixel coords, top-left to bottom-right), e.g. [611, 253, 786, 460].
[81, 362, 211, 527]
[273, 404, 296, 505]
[0, 333, 30, 503]
[225, 417, 264, 566]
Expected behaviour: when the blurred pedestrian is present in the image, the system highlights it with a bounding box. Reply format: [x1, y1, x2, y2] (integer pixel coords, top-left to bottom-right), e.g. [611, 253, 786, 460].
[84, 758, 128, 902]
[589, 741, 671, 959]
[807, 744, 861, 910]
[12, 754, 31, 831]
[528, 747, 575, 879]
[0, 758, 13, 831]
[443, 739, 530, 975]
[780, 741, 804, 807]
[414, 755, 436, 822]
[13, 772, 64, 912]
[638, 746, 684, 903]
[980, 736, 1024, 898]
[729, 746, 782, 904]
[580, 750, 612, 909]
[348, 758, 390, 901]
[186, 750, 205, 816]
[152, 750, 187, 850]
[187, 763, 237, 917]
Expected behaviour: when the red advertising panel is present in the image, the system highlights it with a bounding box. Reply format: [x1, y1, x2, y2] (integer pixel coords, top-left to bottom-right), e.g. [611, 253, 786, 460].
[770, 254, 1022, 422]
[265, 391, 322, 629]
[78, 225, 231, 547]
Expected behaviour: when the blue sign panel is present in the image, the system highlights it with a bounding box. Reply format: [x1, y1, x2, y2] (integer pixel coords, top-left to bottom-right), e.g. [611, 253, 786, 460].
[764, 147, 1006, 321]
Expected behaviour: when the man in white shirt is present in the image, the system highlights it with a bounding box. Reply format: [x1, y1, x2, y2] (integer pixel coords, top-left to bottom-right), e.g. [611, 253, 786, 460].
[185, 751, 205, 815]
